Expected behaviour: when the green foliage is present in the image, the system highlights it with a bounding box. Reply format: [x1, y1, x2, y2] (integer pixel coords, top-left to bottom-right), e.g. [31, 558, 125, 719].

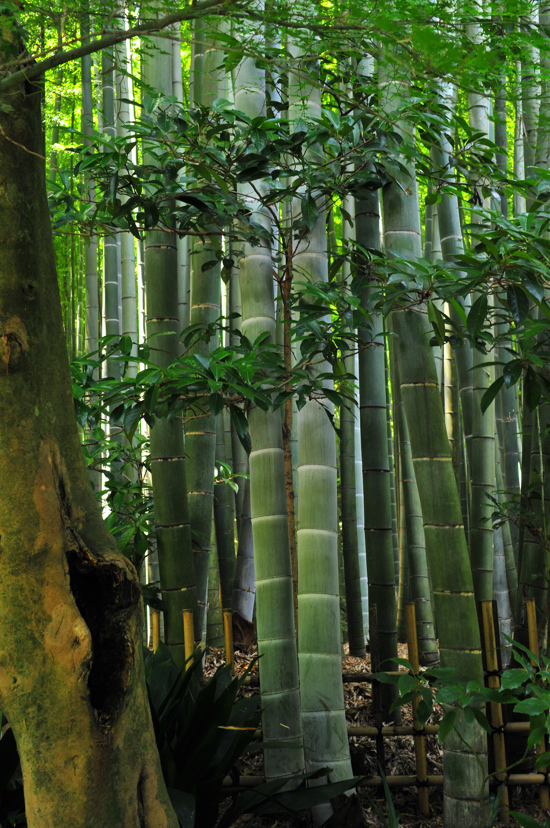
[375, 638, 550, 780]
[145, 644, 362, 827]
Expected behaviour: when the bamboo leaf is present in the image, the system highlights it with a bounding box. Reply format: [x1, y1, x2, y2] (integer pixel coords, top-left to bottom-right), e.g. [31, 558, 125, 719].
[466, 294, 488, 336]
[480, 376, 504, 413]
[507, 284, 530, 325]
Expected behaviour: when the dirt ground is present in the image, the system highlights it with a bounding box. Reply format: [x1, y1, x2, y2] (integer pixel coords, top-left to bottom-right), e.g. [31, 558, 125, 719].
[205, 644, 549, 828]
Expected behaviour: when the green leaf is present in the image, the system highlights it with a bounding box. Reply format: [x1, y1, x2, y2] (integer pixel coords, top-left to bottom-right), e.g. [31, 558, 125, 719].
[500, 668, 529, 690]
[509, 812, 547, 828]
[438, 711, 456, 743]
[301, 194, 319, 231]
[507, 284, 530, 326]
[428, 300, 445, 345]
[503, 361, 523, 389]
[471, 707, 492, 734]
[397, 674, 418, 696]
[480, 376, 504, 414]
[524, 367, 541, 411]
[467, 294, 488, 337]
[514, 697, 549, 716]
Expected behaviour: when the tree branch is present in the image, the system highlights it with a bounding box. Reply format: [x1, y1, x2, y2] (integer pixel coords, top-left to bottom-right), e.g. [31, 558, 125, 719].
[0, 0, 232, 94]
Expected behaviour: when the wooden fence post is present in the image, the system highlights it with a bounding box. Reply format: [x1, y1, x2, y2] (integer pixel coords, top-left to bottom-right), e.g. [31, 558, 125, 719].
[405, 602, 430, 817]
[480, 600, 509, 824]
[526, 597, 549, 811]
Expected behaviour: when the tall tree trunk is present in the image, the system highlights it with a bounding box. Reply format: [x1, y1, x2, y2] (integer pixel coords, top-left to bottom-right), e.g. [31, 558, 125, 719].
[0, 53, 177, 828]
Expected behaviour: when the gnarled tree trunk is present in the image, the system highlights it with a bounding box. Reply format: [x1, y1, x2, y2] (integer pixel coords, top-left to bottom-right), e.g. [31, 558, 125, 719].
[0, 51, 177, 828]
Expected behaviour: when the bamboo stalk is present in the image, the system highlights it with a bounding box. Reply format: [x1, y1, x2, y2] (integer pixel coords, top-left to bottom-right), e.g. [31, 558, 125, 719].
[224, 773, 550, 789]
[369, 604, 385, 769]
[223, 608, 234, 671]
[183, 609, 195, 668]
[526, 597, 549, 810]
[405, 602, 429, 817]
[151, 611, 160, 653]
[480, 600, 509, 824]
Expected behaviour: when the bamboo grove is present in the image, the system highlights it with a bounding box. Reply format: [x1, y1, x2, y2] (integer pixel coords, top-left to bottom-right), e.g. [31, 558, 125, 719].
[4, 0, 550, 824]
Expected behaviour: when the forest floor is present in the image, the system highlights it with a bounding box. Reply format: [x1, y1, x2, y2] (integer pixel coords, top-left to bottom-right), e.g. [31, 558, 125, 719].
[204, 645, 548, 828]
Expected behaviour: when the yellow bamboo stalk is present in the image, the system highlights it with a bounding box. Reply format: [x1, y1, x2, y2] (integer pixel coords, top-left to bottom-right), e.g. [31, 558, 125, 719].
[223, 608, 234, 671]
[183, 609, 195, 669]
[480, 600, 509, 824]
[526, 597, 549, 810]
[151, 610, 160, 652]
[405, 602, 429, 817]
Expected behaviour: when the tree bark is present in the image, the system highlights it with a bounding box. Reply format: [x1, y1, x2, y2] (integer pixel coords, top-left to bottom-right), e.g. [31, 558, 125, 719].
[0, 54, 177, 828]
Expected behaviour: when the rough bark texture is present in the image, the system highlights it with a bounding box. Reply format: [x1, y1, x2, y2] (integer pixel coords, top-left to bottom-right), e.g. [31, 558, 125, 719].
[0, 62, 177, 828]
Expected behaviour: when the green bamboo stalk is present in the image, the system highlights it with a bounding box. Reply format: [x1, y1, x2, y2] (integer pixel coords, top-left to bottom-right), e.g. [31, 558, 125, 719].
[494, 52, 509, 218]
[392, 349, 438, 666]
[466, 21, 495, 601]
[186, 22, 222, 642]
[381, 50, 487, 821]
[142, 24, 197, 666]
[339, 200, 365, 657]
[355, 181, 399, 718]
[495, 426, 518, 631]
[386, 350, 400, 590]
[392, 309, 488, 824]
[340, 376, 366, 657]
[354, 353, 369, 640]
[518, 406, 550, 645]
[235, 38, 305, 781]
[231, 471, 255, 622]
[116, 36, 137, 380]
[430, 86, 473, 504]
[101, 47, 120, 384]
[522, 1, 541, 185]
[289, 39, 352, 788]
[172, 24, 190, 343]
[206, 528, 224, 647]
[228, 267, 255, 623]
[213, 412, 236, 611]
[514, 58, 528, 215]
